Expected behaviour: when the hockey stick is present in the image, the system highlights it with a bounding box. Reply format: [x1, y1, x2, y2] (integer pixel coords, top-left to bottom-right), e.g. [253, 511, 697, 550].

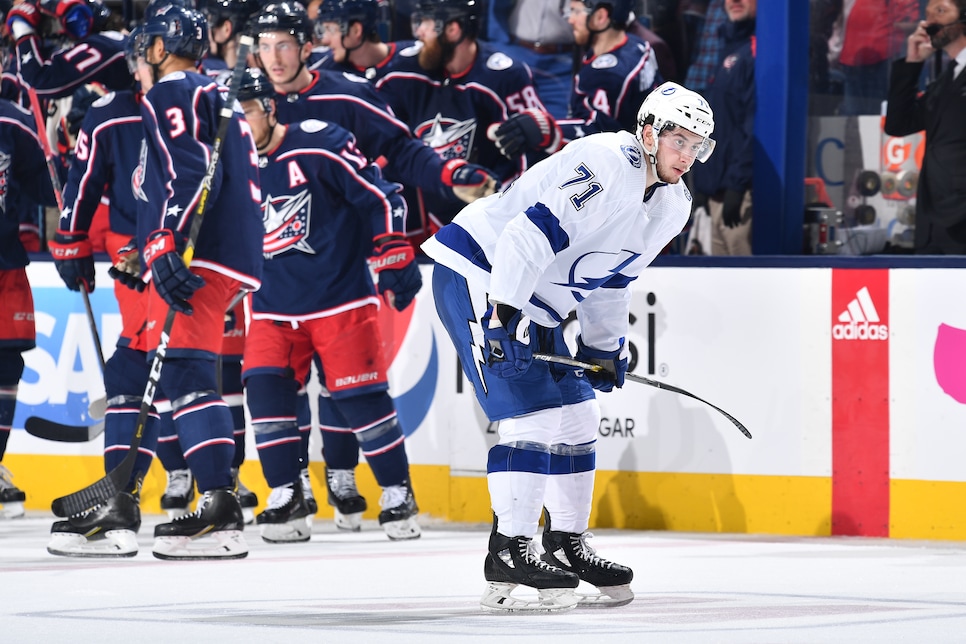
[51, 36, 255, 517]
[27, 290, 250, 443]
[532, 353, 752, 439]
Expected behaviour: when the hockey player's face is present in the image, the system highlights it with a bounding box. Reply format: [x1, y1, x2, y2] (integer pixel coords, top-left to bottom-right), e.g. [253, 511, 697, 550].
[565, 2, 593, 45]
[414, 18, 456, 72]
[257, 32, 306, 85]
[318, 21, 346, 61]
[241, 99, 272, 148]
[656, 131, 706, 182]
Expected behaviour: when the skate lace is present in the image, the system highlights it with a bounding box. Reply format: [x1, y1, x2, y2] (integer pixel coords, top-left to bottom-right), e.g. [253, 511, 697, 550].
[571, 532, 615, 569]
[0, 464, 16, 490]
[508, 538, 560, 572]
[299, 468, 316, 500]
[175, 490, 215, 521]
[327, 469, 358, 500]
[165, 469, 193, 497]
[266, 484, 295, 510]
[379, 484, 408, 511]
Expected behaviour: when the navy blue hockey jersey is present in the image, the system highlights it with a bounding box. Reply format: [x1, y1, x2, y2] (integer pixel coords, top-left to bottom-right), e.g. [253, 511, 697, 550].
[60, 90, 142, 237]
[137, 71, 263, 290]
[0, 99, 56, 270]
[16, 32, 133, 99]
[251, 120, 405, 319]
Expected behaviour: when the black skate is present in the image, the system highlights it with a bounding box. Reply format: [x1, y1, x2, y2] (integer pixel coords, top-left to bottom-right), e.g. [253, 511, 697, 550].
[231, 467, 258, 524]
[325, 467, 365, 531]
[256, 479, 312, 543]
[152, 488, 248, 560]
[47, 492, 141, 558]
[300, 467, 318, 515]
[0, 464, 26, 519]
[378, 479, 420, 540]
[160, 468, 194, 519]
[481, 519, 579, 613]
[541, 510, 634, 607]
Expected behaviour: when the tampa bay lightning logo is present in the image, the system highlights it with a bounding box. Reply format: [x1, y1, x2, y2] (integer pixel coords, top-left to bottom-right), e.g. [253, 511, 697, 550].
[621, 145, 642, 168]
[554, 250, 641, 302]
[416, 113, 476, 161]
[261, 190, 314, 258]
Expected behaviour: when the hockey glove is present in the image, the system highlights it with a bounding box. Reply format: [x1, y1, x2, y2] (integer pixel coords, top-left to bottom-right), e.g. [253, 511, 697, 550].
[108, 237, 147, 292]
[575, 335, 628, 393]
[370, 234, 422, 311]
[487, 109, 562, 160]
[144, 229, 204, 314]
[482, 303, 532, 379]
[5, 0, 41, 40]
[722, 189, 745, 229]
[440, 159, 498, 203]
[49, 231, 95, 292]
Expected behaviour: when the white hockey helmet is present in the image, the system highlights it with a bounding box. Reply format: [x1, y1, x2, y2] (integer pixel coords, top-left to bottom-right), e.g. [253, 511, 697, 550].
[636, 81, 715, 163]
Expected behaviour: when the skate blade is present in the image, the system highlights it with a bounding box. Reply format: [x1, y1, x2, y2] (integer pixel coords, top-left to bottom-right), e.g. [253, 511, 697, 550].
[152, 530, 249, 560]
[480, 583, 579, 613]
[47, 529, 138, 558]
[0, 501, 25, 519]
[334, 510, 362, 532]
[576, 583, 635, 608]
[258, 516, 312, 543]
[382, 517, 420, 541]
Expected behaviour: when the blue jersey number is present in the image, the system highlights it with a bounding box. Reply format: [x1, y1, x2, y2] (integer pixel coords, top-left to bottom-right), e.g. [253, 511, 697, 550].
[559, 163, 602, 210]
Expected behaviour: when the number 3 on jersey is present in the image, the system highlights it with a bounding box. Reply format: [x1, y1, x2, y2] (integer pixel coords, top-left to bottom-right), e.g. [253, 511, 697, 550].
[560, 163, 602, 210]
[165, 107, 187, 138]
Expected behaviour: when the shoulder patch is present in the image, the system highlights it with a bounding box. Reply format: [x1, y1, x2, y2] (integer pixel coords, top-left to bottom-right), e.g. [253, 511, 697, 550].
[103, 31, 125, 41]
[159, 71, 187, 83]
[486, 52, 514, 71]
[300, 119, 328, 133]
[92, 92, 116, 108]
[591, 54, 618, 70]
[620, 144, 642, 168]
[400, 43, 422, 57]
[341, 71, 369, 84]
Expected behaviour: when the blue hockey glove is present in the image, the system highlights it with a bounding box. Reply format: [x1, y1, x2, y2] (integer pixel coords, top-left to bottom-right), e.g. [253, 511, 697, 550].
[108, 237, 147, 292]
[49, 230, 94, 292]
[575, 335, 628, 393]
[722, 189, 745, 229]
[487, 109, 561, 159]
[440, 159, 498, 203]
[482, 303, 532, 379]
[144, 229, 204, 314]
[370, 234, 422, 311]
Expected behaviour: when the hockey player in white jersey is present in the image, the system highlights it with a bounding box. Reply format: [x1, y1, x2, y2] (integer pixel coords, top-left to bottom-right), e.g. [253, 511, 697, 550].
[422, 82, 715, 612]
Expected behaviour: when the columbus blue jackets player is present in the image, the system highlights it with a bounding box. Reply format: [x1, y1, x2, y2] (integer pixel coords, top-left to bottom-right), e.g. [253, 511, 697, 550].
[372, 0, 557, 226]
[423, 82, 716, 612]
[251, 2, 495, 230]
[236, 67, 422, 542]
[136, 5, 263, 560]
[554, 0, 662, 140]
[5, 0, 132, 99]
[0, 98, 56, 520]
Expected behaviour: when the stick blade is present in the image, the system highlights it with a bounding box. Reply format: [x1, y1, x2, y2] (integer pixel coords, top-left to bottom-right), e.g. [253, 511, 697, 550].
[25, 417, 105, 443]
[51, 469, 126, 517]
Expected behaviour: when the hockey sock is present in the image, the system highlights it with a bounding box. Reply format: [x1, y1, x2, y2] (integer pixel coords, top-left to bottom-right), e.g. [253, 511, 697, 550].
[247, 374, 301, 487]
[103, 347, 160, 489]
[318, 391, 360, 470]
[154, 404, 188, 471]
[297, 389, 311, 468]
[335, 391, 407, 486]
[0, 351, 24, 460]
[543, 441, 596, 534]
[487, 441, 551, 537]
[222, 358, 247, 468]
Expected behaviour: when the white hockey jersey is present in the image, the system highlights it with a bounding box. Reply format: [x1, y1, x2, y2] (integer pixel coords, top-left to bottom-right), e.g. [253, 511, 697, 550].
[421, 130, 691, 352]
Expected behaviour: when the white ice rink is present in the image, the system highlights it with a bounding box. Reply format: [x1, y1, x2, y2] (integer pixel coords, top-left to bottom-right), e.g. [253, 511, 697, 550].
[3, 512, 966, 643]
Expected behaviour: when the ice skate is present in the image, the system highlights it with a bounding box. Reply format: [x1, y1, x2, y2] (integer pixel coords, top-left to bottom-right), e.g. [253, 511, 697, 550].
[231, 467, 258, 524]
[152, 488, 248, 560]
[47, 492, 140, 558]
[300, 467, 318, 515]
[0, 464, 26, 519]
[256, 479, 312, 543]
[378, 479, 420, 540]
[160, 468, 194, 519]
[541, 510, 634, 608]
[325, 467, 365, 531]
[481, 522, 579, 613]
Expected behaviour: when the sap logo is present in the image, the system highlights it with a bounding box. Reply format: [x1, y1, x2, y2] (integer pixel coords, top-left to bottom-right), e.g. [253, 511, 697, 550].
[832, 286, 889, 341]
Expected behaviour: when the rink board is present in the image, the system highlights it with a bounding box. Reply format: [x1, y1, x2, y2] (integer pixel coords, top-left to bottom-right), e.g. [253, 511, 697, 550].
[7, 261, 966, 540]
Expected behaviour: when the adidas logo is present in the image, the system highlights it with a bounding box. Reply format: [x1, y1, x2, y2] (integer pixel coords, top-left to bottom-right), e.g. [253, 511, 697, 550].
[832, 286, 888, 341]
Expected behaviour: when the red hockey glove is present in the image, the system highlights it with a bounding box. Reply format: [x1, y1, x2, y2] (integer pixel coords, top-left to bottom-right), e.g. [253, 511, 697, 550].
[6, 0, 41, 40]
[144, 229, 204, 314]
[49, 230, 95, 292]
[440, 159, 498, 203]
[487, 109, 562, 159]
[369, 234, 421, 311]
